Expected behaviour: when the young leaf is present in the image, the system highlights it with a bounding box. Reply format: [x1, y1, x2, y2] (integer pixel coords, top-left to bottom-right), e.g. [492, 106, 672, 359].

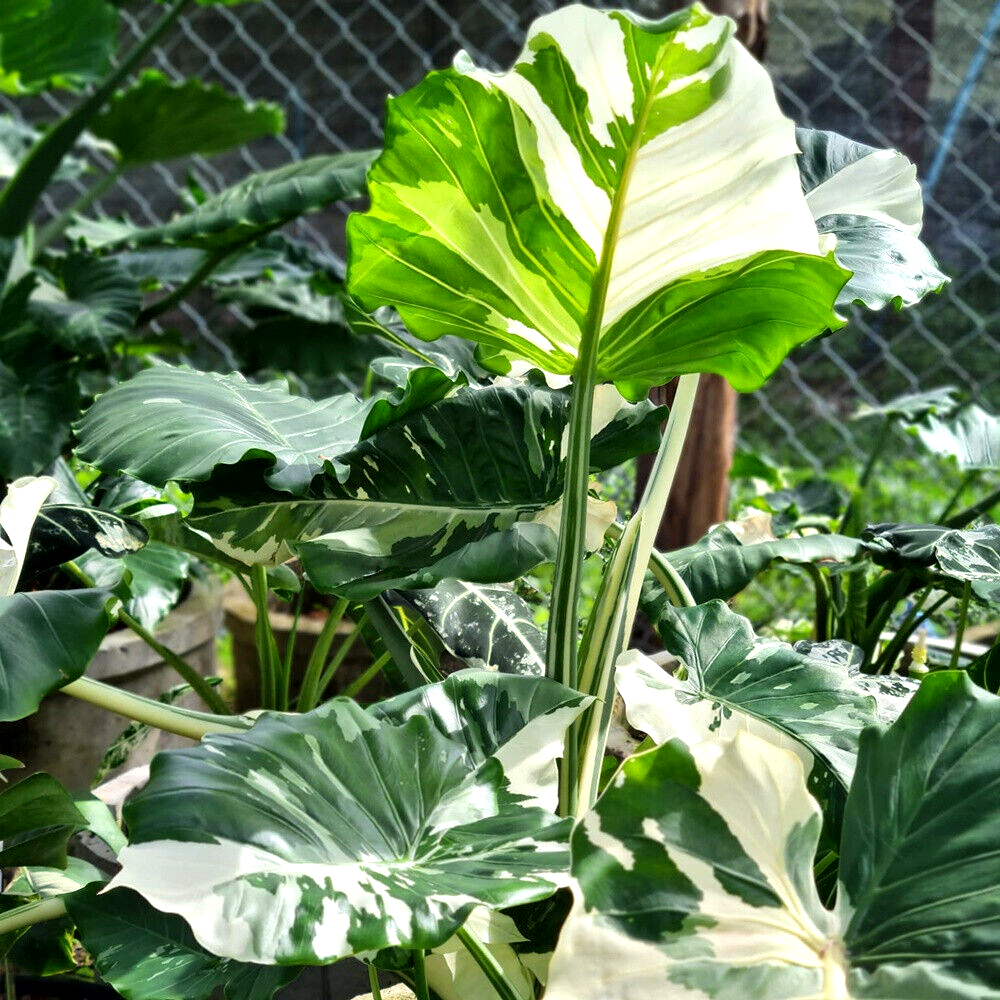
[108, 698, 570, 964]
[0, 589, 111, 721]
[348, 6, 846, 394]
[797, 127, 947, 311]
[68, 886, 301, 1000]
[92, 70, 284, 166]
[618, 599, 882, 786]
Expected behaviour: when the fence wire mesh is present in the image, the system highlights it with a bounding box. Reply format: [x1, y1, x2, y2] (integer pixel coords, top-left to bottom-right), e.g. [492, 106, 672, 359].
[7, 0, 999, 478]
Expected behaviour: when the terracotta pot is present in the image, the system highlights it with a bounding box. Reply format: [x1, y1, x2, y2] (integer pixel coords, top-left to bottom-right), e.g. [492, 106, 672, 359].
[0, 581, 222, 791]
[224, 585, 382, 711]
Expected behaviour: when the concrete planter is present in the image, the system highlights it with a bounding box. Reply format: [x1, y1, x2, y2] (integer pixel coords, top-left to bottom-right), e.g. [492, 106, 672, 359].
[224, 586, 383, 711]
[1, 581, 222, 790]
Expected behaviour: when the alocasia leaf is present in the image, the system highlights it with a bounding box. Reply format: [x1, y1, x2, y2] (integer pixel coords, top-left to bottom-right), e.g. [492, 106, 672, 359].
[92, 70, 285, 166]
[853, 385, 960, 424]
[348, 5, 846, 395]
[797, 127, 947, 311]
[912, 403, 1000, 471]
[0, 772, 86, 868]
[617, 599, 882, 786]
[547, 672, 1000, 999]
[107, 696, 571, 964]
[1, 474, 56, 594]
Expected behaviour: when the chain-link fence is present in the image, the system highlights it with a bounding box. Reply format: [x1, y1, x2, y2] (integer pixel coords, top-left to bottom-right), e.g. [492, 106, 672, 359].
[9, 0, 1000, 476]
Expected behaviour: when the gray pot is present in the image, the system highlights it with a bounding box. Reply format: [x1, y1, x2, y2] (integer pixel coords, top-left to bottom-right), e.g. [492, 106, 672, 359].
[1, 581, 222, 790]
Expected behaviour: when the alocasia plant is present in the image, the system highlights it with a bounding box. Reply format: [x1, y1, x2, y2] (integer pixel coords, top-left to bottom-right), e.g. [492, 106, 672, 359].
[6, 4, 988, 1000]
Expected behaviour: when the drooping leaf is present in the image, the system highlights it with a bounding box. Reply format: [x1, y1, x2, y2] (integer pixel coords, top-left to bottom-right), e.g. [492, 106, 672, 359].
[407, 579, 546, 676]
[619, 598, 881, 785]
[108, 697, 570, 964]
[666, 521, 867, 603]
[0, 358, 78, 480]
[853, 385, 960, 424]
[0, 589, 111, 721]
[0, 0, 51, 33]
[74, 364, 456, 494]
[912, 403, 1000, 471]
[21, 502, 148, 580]
[0, 772, 86, 868]
[83, 153, 377, 251]
[548, 672, 1000, 999]
[0, 114, 95, 181]
[797, 127, 946, 311]
[370, 669, 591, 810]
[92, 70, 284, 166]
[68, 886, 301, 1000]
[864, 522, 1000, 603]
[0, 0, 116, 94]
[1, 474, 55, 594]
[348, 6, 846, 395]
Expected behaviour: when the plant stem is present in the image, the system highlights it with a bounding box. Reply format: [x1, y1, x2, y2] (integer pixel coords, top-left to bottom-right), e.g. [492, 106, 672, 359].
[250, 565, 283, 710]
[61, 676, 249, 740]
[949, 580, 972, 671]
[137, 245, 235, 325]
[64, 561, 229, 714]
[3, 960, 13, 1000]
[938, 470, 977, 522]
[802, 563, 832, 641]
[281, 586, 306, 702]
[412, 950, 430, 1000]
[367, 964, 382, 1000]
[314, 614, 369, 701]
[340, 650, 390, 701]
[35, 165, 124, 253]
[0, 0, 194, 237]
[945, 482, 1000, 528]
[296, 597, 348, 711]
[456, 926, 527, 1000]
[0, 898, 67, 937]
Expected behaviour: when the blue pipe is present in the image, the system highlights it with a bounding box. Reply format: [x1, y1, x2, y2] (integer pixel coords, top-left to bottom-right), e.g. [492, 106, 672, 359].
[924, 0, 1000, 196]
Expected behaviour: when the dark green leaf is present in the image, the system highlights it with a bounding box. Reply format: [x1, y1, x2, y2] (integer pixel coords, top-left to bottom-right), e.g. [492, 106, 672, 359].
[0, 772, 85, 868]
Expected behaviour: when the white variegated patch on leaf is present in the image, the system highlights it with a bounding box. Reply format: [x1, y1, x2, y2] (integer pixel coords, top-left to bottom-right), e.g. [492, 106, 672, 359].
[108, 692, 572, 965]
[349, 4, 847, 395]
[0, 475, 56, 595]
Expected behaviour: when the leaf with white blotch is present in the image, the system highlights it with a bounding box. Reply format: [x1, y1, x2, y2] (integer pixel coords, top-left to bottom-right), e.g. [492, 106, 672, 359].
[80, 153, 376, 251]
[108, 696, 570, 964]
[1, 474, 55, 595]
[407, 579, 545, 675]
[864, 522, 1000, 603]
[0, 589, 111, 721]
[550, 672, 1000, 999]
[75, 364, 456, 494]
[797, 127, 946, 312]
[665, 521, 868, 603]
[68, 886, 301, 1000]
[21, 503, 147, 580]
[913, 403, 1000, 471]
[370, 669, 591, 810]
[92, 70, 284, 166]
[853, 385, 960, 424]
[348, 5, 846, 396]
[619, 599, 881, 786]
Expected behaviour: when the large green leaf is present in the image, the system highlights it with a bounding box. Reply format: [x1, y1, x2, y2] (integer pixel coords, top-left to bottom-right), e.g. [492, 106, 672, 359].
[0, 358, 78, 480]
[666, 521, 867, 603]
[0, 0, 116, 94]
[75, 364, 456, 494]
[68, 886, 301, 1000]
[406, 579, 546, 676]
[0, 771, 85, 868]
[0, 589, 111, 721]
[370, 669, 591, 810]
[92, 70, 284, 166]
[348, 5, 845, 395]
[864, 522, 1000, 602]
[84, 153, 377, 251]
[108, 695, 570, 964]
[547, 672, 1000, 999]
[797, 127, 946, 311]
[618, 599, 882, 786]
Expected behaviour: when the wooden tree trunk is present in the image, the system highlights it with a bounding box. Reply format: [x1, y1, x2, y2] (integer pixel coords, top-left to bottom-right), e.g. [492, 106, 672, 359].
[633, 0, 768, 550]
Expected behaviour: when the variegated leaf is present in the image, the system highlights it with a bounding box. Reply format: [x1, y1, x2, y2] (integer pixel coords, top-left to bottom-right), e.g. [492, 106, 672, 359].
[348, 5, 846, 395]
[550, 672, 1000, 998]
[913, 403, 1000, 471]
[619, 599, 882, 785]
[108, 694, 571, 965]
[0, 474, 55, 595]
[797, 127, 947, 311]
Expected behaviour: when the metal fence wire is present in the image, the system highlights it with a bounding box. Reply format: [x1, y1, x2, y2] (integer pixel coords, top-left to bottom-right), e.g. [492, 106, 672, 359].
[9, 0, 1000, 474]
